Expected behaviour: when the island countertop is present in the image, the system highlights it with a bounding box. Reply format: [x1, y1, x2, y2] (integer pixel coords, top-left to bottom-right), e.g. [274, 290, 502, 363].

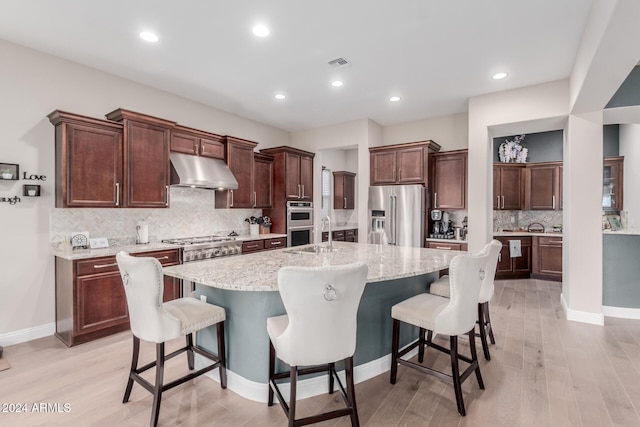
[162, 241, 461, 291]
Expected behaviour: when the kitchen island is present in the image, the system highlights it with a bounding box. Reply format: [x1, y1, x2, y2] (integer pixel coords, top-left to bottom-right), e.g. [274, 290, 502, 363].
[162, 241, 461, 402]
[603, 230, 640, 318]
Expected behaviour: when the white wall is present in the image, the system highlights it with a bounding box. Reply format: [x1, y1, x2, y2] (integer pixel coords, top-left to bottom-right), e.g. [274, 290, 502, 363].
[382, 113, 468, 150]
[0, 39, 289, 343]
[619, 124, 640, 229]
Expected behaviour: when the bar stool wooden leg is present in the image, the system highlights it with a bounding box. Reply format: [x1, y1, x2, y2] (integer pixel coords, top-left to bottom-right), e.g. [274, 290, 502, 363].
[468, 329, 484, 389]
[186, 333, 195, 370]
[418, 328, 426, 363]
[216, 322, 227, 389]
[477, 303, 491, 361]
[288, 366, 297, 427]
[390, 319, 400, 384]
[449, 336, 465, 416]
[123, 336, 140, 403]
[345, 356, 360, 427]
[484, 302, 496, 344]
[329, 362, 335, 394]
[151, 343, 165, 427]
[268, 340, 276, 406]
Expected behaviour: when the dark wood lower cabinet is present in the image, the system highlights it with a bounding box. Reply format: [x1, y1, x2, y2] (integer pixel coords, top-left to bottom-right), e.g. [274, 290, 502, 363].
[241, 237, 287, 254]
[531, 236, 563, 281]
[55, 249, 180, 347]
[495, 236, 532, 279]
[322, 229, 358, 243]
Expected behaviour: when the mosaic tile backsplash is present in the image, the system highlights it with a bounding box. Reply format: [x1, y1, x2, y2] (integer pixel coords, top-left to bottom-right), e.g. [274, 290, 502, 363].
[493, 210, 563, 232]
[50, 187, 261, 244]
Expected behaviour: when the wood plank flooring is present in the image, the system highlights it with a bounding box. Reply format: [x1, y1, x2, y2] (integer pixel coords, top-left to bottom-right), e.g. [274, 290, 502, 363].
[2, 278, 640, 426]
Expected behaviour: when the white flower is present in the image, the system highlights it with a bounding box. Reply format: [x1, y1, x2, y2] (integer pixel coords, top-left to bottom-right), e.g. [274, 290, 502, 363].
[498, 135, 527, 163]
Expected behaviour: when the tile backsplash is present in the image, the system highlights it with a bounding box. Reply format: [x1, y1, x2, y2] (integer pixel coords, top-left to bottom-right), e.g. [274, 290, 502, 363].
[493, 210, 563, 232]
[50, 187, 261, 243]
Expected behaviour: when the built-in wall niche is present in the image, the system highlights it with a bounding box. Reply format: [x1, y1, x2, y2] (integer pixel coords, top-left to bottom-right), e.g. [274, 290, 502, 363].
[493, 130, 564, 163]
[0, 163, 19, 180]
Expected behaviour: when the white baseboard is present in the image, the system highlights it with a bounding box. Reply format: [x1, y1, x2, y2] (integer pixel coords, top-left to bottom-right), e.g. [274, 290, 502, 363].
[561, 293, 605, 326]
[0, 322, 56, 347]
[197, 346, 419, 403]
[602, 305, 640, 319]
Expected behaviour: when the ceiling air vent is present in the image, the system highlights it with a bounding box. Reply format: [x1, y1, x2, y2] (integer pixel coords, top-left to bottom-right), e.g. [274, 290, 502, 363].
[328, 57, 350, 69]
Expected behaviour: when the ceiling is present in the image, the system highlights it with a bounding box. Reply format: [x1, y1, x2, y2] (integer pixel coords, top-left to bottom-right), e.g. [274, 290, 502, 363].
[0, 0, 595, 132]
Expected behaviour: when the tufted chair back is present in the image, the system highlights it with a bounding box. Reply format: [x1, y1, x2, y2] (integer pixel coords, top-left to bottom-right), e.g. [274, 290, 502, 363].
[433, 251, 490, 337]
[478, 239, 502, 303]
[273, 262, 368, 366]
[116, 251, 182, 343]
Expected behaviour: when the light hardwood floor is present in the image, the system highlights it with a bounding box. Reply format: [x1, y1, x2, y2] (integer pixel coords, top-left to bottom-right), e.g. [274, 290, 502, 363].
[2, 278, 640, 426]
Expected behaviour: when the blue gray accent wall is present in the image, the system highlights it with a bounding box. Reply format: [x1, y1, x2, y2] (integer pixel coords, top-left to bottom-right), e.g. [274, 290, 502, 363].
[606, 65, 640, 108]
[603, 124, 620, 157]
[603, 234, 640, 308]
[493, 130, 563, 163]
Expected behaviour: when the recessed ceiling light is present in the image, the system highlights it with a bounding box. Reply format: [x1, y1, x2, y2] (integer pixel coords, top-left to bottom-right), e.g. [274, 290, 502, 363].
[139, 31, 159, 42]
[331, 80, 344, 87]
[492, 72, 508, 80]
[389, 96, 401, 102]
[274, 94, 286, 100]
[252, 25, 270, 37]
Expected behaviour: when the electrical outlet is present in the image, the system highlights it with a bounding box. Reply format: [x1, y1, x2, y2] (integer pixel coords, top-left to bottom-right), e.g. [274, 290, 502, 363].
[200, 295, 207, 303]
[510, 216, 515, 223]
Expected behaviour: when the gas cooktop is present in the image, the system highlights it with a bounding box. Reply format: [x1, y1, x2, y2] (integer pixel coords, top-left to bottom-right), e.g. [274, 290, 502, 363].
[161, 235, 236, 245]
[161, 235, 242, 262]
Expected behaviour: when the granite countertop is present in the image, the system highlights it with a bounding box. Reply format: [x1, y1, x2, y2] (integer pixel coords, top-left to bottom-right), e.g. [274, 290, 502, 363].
[493, 231, 562, 237]
[163, 241, 461, 292]
[425, 237, 468, 244]
[603, 229, 640, 235]
[51, 233, 287, 260]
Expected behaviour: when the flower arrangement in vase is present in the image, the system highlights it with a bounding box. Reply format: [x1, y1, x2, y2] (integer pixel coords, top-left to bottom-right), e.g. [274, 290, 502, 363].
[498, 134, 528, 163]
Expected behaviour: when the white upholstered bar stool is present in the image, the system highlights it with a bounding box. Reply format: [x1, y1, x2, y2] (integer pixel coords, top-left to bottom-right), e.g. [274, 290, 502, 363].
[390, 251, 490, 416]
[267, 263, 368, 427]
[116, 251, 227, 427]
[429, 239, 502, 360]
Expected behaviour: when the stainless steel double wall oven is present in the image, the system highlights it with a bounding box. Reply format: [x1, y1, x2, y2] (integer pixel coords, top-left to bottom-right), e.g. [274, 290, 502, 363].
[286, 201, 313, 246]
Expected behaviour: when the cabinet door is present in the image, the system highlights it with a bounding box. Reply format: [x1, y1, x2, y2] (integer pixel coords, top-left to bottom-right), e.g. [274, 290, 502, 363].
[497, 166, 523, 210]
[285, 152, 302, 198]
[493, 167, 501, 210]
[397, 147, 425, 183]
[333, 172, 356, 209]
[343, 173, 355, 209]
[332, 230, 345, 241]
[170, 131, 198, 155]
[432, 152, 466, 210]
[538, 239, 563, 277]
[370, 151, 397, 185]
[242, 240, 265, 253]
[76, 272, 129, 335]
[528, 165, 559, 210]
[124, 120, 170, 208]
[254, 154, 273, 208]
[227, 142, 254, 208]
[163, 276, 181, 302]
[265, 237, 286, 250]
[299, 155, 314, 200]
[603, 157, 623, 211]
[199, 137, 225, 159]
[64, 122, 122, 207]
[513, 241, 532, 274]
[496, 244, 513, 275]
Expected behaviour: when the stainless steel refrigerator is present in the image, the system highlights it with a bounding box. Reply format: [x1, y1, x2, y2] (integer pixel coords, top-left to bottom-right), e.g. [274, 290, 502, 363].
[368, 184, 425, 247]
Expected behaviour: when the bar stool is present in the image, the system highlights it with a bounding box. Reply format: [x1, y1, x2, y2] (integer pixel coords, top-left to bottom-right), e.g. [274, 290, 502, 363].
[428, 239, 502, 360]
[390, 251, 490, 416]
[267, 262, 368, 427]
[116, 251, 227, 427]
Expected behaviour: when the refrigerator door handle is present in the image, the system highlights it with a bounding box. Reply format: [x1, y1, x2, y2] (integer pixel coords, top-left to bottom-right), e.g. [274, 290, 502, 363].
[390, 194, 397, 245]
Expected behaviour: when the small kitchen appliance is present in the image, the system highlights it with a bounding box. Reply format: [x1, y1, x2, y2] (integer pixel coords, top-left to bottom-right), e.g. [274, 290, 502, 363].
[136, 219, 149, 245]
[429, 209, 454, 239]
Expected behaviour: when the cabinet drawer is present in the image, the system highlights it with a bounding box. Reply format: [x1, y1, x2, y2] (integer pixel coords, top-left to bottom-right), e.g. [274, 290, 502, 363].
[265, 237, 286, 250]
[344, 229, 356, 238]
[135, 249, 180, 266]
[76, 256, 119, 276]
[426, 241, 463, 251]
[332, 230, 345, 241]
[538, 236, 563, 246]
[242, 240, 265, 253]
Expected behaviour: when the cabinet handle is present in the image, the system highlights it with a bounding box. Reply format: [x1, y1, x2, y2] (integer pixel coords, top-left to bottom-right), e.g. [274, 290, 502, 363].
[270, 241, 282, 246]
[154, 256, 170, 260]
[552, 195, 556, 210]
[497, 196, 500, 209]
[435, 246, 451, 250]
[230, 190, 234, 207]
[301, 184, 305, 198]
[94, 262, 118, 269]
[298, 184, 301, 199]
[165, 185, 169, 206]
[344, 197, 347, 209]
[434, 193, 438, 208]
[254, 191, 257, 208]
[549, 240, 563, 244]
[499, 253, 502, 262]
[195, 141, 199, 153]
[246, 243, 260, 249]
[501, 195, 505, 209]
[115, 182, 120, 206]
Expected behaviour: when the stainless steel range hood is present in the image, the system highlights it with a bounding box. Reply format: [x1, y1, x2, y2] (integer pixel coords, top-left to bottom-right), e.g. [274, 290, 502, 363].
[170, 152, 238, 190]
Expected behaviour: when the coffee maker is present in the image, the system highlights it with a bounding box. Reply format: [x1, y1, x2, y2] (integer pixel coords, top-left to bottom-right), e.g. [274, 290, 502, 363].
[430, 210, 454, 239]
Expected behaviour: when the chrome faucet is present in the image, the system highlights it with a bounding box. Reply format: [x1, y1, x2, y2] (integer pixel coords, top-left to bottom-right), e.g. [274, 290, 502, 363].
[321, 216, 332, 251]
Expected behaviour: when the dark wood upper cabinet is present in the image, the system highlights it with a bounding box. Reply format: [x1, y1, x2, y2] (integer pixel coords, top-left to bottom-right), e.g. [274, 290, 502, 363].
[493, 163, 525, 210]
[105, 109, 176, 208]
[524, 162, 562, 210]
[49, 111, 123, 208]
[603, 156, 624, 212]
[333, 171, 356, 209]
[430, 149, 467, 210]
[261, 146, 315, 201]
[215, 136, 257, 209]
[369, 140, 440, 186]
[170, 125, 224, 159]
[253, 153, 274, 208]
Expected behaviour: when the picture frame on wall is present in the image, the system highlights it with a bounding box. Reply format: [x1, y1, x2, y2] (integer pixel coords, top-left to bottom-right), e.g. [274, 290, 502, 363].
[0, 162, 19, 180]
